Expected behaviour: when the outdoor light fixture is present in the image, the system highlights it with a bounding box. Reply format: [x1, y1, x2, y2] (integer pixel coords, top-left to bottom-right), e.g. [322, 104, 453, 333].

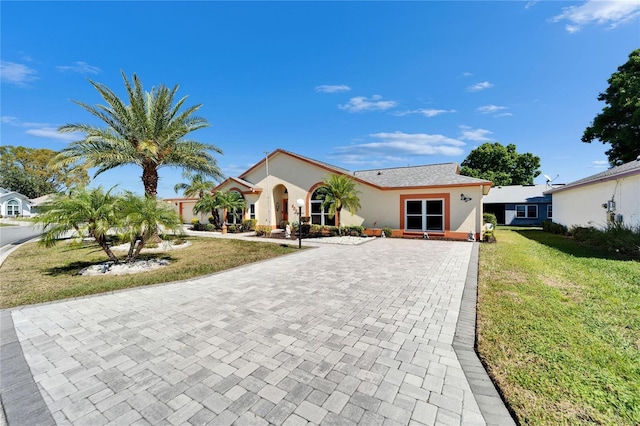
[460, 194, 472, 202]
[296, 198, 304, 249]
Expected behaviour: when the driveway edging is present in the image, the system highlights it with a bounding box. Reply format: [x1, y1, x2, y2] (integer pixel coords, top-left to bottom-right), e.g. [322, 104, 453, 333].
[453, 242, 516, 426]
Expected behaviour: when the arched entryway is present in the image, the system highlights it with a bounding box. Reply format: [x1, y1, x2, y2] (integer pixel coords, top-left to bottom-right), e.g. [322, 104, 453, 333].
[272, 184, 290, 227]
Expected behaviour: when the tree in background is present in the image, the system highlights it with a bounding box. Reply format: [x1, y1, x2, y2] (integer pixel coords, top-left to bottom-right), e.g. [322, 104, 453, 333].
[460, 142, 541, 186]
[0, 145, 89, 198]
[53, 71, 224, 198]
[174, 171, 217, 198]
[316, 174, 362, 230]
[582, 49, 640, 166]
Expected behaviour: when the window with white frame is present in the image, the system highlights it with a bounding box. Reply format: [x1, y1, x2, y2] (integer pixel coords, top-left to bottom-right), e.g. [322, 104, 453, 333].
[7, 200, 19, 216]
[547, 204, 552, 219]
[310, 189, 334, 226]
[405, 199, 444, 232]
[516, 205, 538, 218]
[249, 204, 256, 220]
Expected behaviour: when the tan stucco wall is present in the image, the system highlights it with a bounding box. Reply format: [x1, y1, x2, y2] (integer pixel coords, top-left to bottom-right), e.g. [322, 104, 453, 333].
[552, 174, 640, 229]
[169, 151, 488, 239]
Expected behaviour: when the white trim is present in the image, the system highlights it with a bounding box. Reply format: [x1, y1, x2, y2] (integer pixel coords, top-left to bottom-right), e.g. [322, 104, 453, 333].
[405, 198, 444, 232]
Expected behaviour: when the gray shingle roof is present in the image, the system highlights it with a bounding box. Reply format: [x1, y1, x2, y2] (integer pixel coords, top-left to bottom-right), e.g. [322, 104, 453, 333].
[545, 158, 640, 194]
[483, 184, 552, 204]
[354, 163, 491, 187]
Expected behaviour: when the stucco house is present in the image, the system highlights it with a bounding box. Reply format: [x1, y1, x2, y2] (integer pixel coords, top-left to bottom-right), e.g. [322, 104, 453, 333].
[0, 187, 32, 217]
[544, 158, 640, 229]
[483, 184, 555, 226]
[167, 149, 492, 240]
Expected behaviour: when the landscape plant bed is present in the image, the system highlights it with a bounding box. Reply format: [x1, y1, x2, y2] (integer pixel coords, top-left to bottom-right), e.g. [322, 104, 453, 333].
[477, 228, 640, 424]
[0, 237, 298, 309]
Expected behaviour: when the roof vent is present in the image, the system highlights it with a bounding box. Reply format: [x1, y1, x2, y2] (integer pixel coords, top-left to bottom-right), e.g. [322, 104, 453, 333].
[377, 171, 382, 175]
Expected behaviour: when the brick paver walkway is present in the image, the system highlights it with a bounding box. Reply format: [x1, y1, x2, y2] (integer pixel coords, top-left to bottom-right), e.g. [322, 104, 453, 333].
[2, 238, 513, 425]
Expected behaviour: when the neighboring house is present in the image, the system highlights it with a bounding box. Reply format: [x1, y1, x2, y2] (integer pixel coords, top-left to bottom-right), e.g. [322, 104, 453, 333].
[0, 187, 32, 217]
[30, 193, 57, 215]
[482, 184, 555, 226]
[168, 149, 493, 241]
[544, 158, 640, 229]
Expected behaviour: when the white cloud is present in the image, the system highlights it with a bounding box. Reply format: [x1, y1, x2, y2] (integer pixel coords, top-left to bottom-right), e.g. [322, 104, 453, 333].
[393, 108, 457, 118]
[332, 131, 465, 163]
[2, 116, 81, 142]
[315, 84, 351, 93]
[551, 0, 640, 33]
[338, 95, 397, 112]
[466, 81, 493, 92]
[25, 127, 79, 141]
[459, 125, 493, 142]
[56, 61, 101, 74]
[476, 104, 508, 114]
[1, 61, 38, 86]
[590, 160, 609, 168]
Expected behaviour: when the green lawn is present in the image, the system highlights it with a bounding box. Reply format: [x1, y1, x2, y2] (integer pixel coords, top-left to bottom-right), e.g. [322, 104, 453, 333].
[477, 228, 640, 424]
[0, 237, 299, 308]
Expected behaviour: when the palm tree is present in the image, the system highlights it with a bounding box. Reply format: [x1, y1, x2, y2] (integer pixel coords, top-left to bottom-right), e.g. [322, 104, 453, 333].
[174, 171, 217, 198]
[215, 190, 246, 233]
[193, 191, 221, 227]
[53, 71, 224, 198]
[119, 192, 182, 263]
[35, 186, 122, 262]
[317, 174, 362, 231]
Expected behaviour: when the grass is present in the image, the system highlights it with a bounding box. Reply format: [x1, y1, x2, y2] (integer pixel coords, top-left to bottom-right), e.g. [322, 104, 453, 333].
[0, 237, 299, 309]
[477, 228, 640, 425]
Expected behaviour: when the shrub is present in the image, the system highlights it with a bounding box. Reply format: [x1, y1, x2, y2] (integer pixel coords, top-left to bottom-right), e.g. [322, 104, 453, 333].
[341, 225, 364, 236]
[208, 215, 215, 224]
[204, 223, 215, 231]
[301, 223, 311, 236]
[570, 223, 640, 260]
[382, 227, 393, 238]
[190, 218, 200, 225]
[543, 220, 568, 234]
[255, 225, 272, 237]
[228, 224, 237, 233]
[242, 219, 257, 231]
[329, 226, 339, 236]
[483, 230, 496, 243]
[280, 220, 290, 229]
[310, 224, 324, 236]
[483, 213, 497, 229]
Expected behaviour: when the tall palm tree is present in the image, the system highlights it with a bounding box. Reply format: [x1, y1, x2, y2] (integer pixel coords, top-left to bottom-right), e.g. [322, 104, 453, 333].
[35, 186, 122, 262]
[317, 174, 362, 231]
[174, 171, 217, 198]
[53, 71, 224, 198]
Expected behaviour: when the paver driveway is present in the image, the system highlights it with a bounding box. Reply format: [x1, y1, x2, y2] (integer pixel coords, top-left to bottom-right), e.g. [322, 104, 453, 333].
[2, 238, 508, 425]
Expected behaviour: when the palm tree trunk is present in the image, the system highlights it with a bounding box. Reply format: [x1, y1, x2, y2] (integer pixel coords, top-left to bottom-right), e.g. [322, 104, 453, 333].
[142, 162, 159, 198]
[221, 208, 228, 234]
[95, 235, 119, 263]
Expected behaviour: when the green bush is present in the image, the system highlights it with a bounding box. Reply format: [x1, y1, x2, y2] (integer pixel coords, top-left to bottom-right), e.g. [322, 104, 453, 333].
[228, 224, 237, 233]
[543, 220, 568, 234]
[340, 225, 364, 236]
[280, 220, 290, 229]
[204, 223, 215, 232]
[382, 227, 393, 238]
[255, 225, 272, 237]
[190, 217, 200, 225]
[483, 212, 497, 229]
[208, 215, 215, 224]
[570, 223, 640, 260]
[329, 226, 339, 237]
[242, 219, 257, 231]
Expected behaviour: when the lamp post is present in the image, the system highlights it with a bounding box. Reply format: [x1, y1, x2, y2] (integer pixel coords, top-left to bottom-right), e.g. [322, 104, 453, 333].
[296, 198, 304, 249]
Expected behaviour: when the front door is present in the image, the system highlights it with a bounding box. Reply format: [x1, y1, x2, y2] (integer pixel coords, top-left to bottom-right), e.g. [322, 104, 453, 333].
[282, 198, 288, 222]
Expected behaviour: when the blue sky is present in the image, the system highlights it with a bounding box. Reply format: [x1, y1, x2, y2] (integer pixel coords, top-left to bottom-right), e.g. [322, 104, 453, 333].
[2, 1, 639, 199]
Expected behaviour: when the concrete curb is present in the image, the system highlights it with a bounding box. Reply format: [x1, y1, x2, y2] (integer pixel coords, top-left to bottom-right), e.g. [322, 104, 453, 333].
[453, 242, 516, 425]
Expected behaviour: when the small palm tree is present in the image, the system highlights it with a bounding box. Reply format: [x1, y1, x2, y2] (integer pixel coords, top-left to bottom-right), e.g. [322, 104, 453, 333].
[119, 192, 182, 262]
[174, 171, 217, 198]
[317, 174, 362, 231]
[193, 191, 221, 227]
[35, 186, 122, 262]
[215, 190, 246, 233]
[53, 71, 224, 198]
